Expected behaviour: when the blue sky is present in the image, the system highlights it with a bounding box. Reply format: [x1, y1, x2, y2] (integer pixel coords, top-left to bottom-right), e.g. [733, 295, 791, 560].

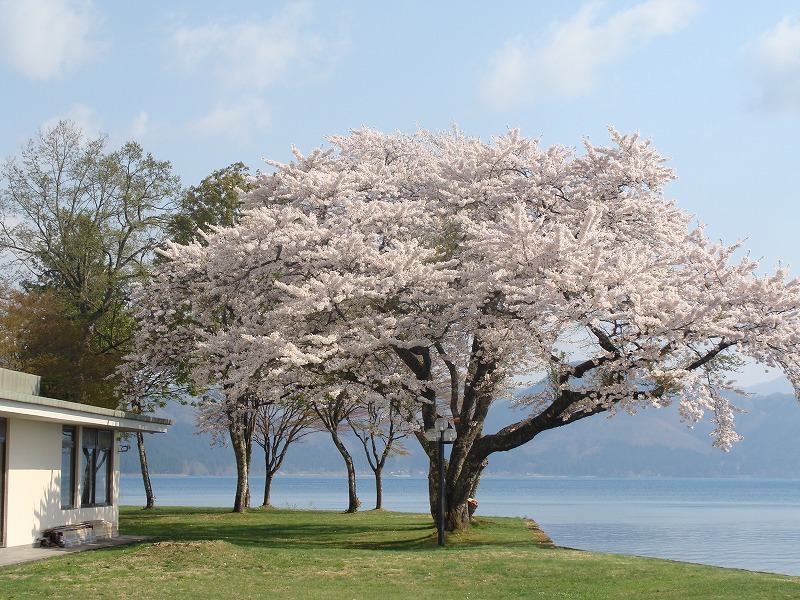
[1, 0, 799, 384]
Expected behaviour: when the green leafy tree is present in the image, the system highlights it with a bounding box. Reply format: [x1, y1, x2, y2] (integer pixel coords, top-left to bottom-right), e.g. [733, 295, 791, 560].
[0, 120, 180, 405]
[166, 162, 253, 246]
[0, 120, 180, 507]
[0, 284, 118, 402]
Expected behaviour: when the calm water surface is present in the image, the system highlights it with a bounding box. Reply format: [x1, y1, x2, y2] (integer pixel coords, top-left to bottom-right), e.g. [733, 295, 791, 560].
[120, 475, 800, 576]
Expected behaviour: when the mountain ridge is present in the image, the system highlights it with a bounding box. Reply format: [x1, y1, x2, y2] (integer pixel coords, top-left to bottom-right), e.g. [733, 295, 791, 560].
[121, 377, 800, 478]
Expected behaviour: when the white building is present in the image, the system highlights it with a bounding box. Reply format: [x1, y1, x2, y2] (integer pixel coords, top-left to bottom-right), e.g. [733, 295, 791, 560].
[0, 368, 170, 549]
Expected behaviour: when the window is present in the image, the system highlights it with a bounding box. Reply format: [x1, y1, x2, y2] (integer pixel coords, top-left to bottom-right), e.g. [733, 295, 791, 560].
[81, 428, 113, 507]
[61, 426, 76, 509]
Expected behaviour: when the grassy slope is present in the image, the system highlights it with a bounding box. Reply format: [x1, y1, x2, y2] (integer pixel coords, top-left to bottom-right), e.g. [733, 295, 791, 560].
[1, 507, 798, 599]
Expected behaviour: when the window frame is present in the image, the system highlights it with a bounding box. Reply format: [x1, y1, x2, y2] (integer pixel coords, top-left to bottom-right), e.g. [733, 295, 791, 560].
[61, 425, 77, 509]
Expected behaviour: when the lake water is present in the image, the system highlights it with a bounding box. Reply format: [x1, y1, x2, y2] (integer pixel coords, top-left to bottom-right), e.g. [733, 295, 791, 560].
[120, 474, 800, 576]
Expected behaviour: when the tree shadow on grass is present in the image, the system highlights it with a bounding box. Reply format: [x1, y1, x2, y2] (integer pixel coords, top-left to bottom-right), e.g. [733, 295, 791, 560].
[118, 507, 540, 552]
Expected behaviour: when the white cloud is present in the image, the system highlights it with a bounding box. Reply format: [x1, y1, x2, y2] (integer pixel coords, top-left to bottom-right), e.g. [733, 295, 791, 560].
[130, 112, 150, 140]
[0, 0, 104, 80]
[169, 1, 326, 91]
[168, 1, 341, 137]
[745, 17, 800, 114]
[187, 97, 271, 138]
[481, 0, 699, 109]
[41, 103, 103, 137]
[40, 106, 156, 148]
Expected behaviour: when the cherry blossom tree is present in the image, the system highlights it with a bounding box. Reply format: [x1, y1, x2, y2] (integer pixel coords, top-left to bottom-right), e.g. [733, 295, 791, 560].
[311, 392, 361, 512]
[123, 205, 341, 512]
[130, 127, 800, 532]
[253, 398, 320, 507]
[347, 393, 414, 510]
[194, 390, 259, 511]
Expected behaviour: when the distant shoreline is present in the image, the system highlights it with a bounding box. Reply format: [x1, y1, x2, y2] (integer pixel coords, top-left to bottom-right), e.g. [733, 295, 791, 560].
[120, 472, 800, 479]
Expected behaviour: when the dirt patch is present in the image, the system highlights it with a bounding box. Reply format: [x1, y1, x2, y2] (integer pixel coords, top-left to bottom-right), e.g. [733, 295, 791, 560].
[523, 519, 555, 548]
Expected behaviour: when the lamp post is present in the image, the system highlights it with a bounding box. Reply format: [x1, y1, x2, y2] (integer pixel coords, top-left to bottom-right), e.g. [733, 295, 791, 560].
[424, 417, 456, 547]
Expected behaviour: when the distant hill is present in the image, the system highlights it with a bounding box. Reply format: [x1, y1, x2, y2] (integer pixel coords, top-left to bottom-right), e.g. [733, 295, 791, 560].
[741, 376, 793, 396]
[122, 378, 800, 478]
[119, 401, 382, 476]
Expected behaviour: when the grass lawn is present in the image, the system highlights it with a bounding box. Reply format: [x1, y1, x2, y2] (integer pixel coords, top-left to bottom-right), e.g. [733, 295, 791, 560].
[1, 506, 798, 599]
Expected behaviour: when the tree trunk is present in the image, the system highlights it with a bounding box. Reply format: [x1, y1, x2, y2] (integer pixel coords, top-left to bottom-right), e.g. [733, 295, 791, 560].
[263, 470, 273, 507]
[329, 429, 359, 512]
[136, 431, 155, 509]
[344, 452, 359, 513]
[229, 419, 249, 513]
[426, 453, 439, 518]
[374, 468, 383, 510]
[468, 463, 485, 519]
[422, 432, 489, 534]
[244, 425, 253, 509]
[445, 460, 485, 532]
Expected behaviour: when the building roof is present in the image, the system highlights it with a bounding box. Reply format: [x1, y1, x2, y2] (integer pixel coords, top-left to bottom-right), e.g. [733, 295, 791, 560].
[0, 368, 171, 433]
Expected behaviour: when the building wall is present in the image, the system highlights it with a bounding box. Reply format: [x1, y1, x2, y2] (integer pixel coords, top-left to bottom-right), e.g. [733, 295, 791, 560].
[4, 417, 119, 548]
